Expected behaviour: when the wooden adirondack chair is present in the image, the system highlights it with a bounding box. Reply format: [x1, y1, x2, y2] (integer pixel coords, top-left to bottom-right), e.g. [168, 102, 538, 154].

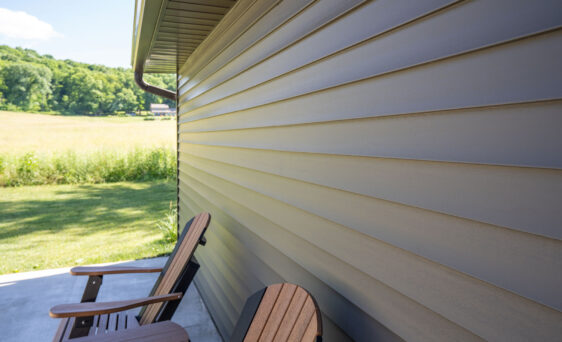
[67, 283, 322, 342]
[49, 212, 211, 341]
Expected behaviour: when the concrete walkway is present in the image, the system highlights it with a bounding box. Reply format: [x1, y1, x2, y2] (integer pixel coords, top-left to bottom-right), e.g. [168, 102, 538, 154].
[0, 257, 221, 342]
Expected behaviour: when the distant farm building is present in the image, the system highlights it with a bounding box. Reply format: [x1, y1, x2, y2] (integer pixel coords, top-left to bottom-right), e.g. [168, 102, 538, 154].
[150, 103, 176, 116]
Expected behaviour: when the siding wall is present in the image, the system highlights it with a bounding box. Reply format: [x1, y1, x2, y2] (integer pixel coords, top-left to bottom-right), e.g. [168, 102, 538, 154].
[176, 0, 562, 340]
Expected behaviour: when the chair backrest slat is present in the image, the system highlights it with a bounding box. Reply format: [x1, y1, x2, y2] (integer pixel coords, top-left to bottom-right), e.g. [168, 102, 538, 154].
[239, 283, 322, 342]
[138, 212, 210, 325]
[286, 296, 319, 342]
[259, 283, 297, 341]
[244, 284, 283, 340]
[272, 286, 310, 342]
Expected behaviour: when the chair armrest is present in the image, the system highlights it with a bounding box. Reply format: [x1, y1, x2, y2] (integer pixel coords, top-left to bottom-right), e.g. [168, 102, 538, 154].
[49, 293, 182, 318]
[70, 265, 163, 276]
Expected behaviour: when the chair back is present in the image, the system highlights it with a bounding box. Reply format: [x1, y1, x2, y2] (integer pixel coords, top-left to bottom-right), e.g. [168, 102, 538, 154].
[138, 212, 210, 325]
[231, 283, 322, 342]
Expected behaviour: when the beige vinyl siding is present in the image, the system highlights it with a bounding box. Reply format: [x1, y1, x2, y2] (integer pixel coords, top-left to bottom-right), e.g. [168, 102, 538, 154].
[176, 0, 562, 341]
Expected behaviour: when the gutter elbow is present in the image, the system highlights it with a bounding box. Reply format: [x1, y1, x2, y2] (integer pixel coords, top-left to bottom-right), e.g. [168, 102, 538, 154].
[134, 71, 176, 101]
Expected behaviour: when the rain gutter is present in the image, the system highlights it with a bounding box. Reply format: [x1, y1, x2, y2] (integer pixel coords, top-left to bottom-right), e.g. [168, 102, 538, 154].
[134, 70, 176, 101]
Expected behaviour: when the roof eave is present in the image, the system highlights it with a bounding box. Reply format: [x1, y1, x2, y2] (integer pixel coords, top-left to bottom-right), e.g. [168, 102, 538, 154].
[131, 0, 167, 74]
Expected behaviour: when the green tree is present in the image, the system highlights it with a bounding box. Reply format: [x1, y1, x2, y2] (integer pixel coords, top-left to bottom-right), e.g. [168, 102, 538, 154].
[112, 88, 138, 112]
[63, 71, 104, 114]
[0, 45, 176, 114]
[0, 63, 52, 111]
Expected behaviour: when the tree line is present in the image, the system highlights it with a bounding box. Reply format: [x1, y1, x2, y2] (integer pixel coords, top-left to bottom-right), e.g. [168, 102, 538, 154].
[0, 45, 175, 114]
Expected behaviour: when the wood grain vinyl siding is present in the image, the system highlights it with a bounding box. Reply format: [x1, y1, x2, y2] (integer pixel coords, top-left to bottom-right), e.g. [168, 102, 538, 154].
[176, 0, 562, 340]
[179, 152, 562, 310]
[179, 187, 378, 341]
[178, 0, 367, 102]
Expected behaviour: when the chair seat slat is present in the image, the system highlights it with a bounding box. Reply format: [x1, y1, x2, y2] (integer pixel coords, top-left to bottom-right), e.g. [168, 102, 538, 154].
[117, 312, 126, 331]
[67, 321, 189, 342]
[88, 315, 99, 336]
[98, 314, 109, 333]
[108, 312, 118, 332]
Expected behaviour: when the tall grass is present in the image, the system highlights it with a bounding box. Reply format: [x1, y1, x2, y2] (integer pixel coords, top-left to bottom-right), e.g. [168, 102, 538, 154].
[157, 201, 178, 243]
[0, 147, 176, 186]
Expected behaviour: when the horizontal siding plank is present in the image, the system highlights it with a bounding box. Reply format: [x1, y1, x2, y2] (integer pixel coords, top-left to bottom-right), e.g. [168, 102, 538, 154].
[199, 227, 265, 296]
[179, 0, 288, 88]
[179, 175, 469, 341]
[179, 0, 317, 96]
[177, 0, 454, 104]
[179, 29, 562, 131]
[180, 186, 360, 341]
[178, 163, 562, 341]
[180, 196, 282, 292]
[179, 169, 490, 341]
[176, 137, 562, 240]
[195, 267, 235, 335]
[196, 248, 246, 316]
[181, 0, 561, 114]
[180, 100, 562, 170]
[179, 0, 366, 103]
[182, 200, 283, 290]
[177, 1, 562, 341]
[179, 151, 562, 309]
[195, 259, 239, 328]
[180, 200, 274, 297]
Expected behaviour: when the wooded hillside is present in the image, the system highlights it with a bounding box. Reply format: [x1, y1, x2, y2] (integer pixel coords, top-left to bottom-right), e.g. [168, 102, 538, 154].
[0, 45, 175, 114]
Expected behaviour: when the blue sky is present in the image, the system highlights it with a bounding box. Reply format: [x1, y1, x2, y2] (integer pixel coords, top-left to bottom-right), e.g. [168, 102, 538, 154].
[0, 0, 135, 68]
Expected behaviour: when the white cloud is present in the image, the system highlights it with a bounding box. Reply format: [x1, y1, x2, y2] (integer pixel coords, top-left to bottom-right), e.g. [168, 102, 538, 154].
[0, 8, 61, 40]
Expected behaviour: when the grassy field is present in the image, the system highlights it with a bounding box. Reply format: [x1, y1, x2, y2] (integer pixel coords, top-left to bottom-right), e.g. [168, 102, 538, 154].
[0, 111, 178, 274]
[0, 111, 177, 186]
[0, 181, 176, 274]
[0, 111, 176, 153]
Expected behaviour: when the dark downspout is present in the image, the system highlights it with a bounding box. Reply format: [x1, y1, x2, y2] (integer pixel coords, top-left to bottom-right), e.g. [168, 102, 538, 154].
[134, 71, 176, 101]
[175, 72, 180, 240]
[134, 68, 178, 236]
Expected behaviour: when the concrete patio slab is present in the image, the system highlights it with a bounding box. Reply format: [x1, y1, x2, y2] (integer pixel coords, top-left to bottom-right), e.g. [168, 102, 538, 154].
[0, 257, 222, 342]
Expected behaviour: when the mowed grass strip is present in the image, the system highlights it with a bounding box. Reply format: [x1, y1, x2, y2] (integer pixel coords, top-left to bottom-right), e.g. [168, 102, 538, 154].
[0, 181, 176, 274]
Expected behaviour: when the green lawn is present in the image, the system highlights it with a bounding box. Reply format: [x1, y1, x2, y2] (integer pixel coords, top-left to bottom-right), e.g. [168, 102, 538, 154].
[0, 181, 176, 274]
